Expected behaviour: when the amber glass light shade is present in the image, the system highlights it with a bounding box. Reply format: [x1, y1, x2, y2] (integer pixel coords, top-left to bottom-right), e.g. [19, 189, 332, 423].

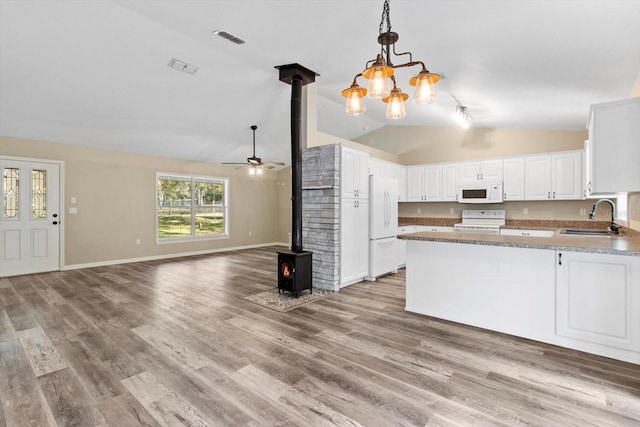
[410, 72, 440, 104]
[383, 88, 408, 120]
[341, 84, 367, 116]
[363, 65, 394, 99]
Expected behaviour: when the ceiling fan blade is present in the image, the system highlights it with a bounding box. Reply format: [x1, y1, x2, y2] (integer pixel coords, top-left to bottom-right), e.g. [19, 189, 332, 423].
[264, 162, 285, 166]
[222, 162, 247, 165]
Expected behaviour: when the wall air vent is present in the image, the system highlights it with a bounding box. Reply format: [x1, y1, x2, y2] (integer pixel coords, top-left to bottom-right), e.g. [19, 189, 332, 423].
[168, 58, 199, 75]
[212, 30, 246, 45]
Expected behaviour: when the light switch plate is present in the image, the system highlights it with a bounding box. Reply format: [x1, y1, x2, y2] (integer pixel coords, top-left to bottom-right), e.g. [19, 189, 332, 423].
[69, 207, 77, 214]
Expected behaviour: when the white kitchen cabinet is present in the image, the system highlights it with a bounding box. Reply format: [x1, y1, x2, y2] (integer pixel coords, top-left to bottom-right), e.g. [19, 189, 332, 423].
[424, 165, 443, 201]
[551, 151, 583, 199]
[341, 146, 369, 199]
[524, 155, 552, 200]
[340, 146, 370, 287]
[588, 97, 640, 194]
[395, 165, 408, 202]
[340, 198, 369, 285]
[457, 159, 503, 183]
[556, 251, 640, 353]
[525, 151, 582, 200]
[503, 157, 525, 201]
[407, 166, 424, 202]
[407, 164, 447, 202]
[442, 163, 458, 201]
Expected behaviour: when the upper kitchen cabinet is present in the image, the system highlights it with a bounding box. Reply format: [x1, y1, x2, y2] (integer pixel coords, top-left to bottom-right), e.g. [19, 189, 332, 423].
[407, 164, 444, 201]
[588, 97, 640, 194]
[442, 163, 458, 201]
[503, 157, 525, 201]
[457, 159, 503, 183]
[341, 146, 369, 199]
[525, 151, 582, 200]
[551, 151, 583, 200]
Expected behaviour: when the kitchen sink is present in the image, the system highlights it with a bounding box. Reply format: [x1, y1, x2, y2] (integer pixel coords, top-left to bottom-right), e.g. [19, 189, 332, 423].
[560, 229, 615, 236]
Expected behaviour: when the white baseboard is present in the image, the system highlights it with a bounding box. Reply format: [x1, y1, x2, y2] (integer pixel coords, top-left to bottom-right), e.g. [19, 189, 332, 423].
[63, 242, 288, 271]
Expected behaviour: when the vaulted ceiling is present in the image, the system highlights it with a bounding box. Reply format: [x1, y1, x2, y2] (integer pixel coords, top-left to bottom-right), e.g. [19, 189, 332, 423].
[1, 1, 639, 165]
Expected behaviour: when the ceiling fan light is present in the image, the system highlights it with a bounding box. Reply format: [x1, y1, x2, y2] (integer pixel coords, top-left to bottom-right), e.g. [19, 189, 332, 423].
[341, 84, 367, 116]
[410, 72, 440, 104]
[383, 88, 408, 120]
[363, 65, 393, 99]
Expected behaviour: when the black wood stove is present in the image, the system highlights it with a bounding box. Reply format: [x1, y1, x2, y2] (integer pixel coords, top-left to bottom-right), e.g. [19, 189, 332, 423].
[275, 63, 318, 297]
[277, 250, 312, 297]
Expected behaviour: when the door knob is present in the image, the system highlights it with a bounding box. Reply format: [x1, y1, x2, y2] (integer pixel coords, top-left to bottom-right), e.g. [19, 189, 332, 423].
[53, 221, 58, 225]
[53, 213, 58, 217]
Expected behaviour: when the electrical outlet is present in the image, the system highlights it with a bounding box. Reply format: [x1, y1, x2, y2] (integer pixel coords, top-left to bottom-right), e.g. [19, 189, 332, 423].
[523, 208, 528, 215]
[449, 208, 455, 215]
[580, 208, 586, 216]
[417, 207, 421, 214]
[136, 239, 140, 245]
[249, 231, 252, 236]
[70, 196, 76, 204]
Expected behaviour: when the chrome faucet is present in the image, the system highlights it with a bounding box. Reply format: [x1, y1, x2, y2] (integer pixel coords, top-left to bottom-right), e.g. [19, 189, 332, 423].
[589, 198, 620, 234]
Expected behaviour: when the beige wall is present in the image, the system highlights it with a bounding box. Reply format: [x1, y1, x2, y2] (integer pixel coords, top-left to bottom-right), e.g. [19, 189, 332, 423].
[1, 136, 284, 267]
[354, 126, 587, 164]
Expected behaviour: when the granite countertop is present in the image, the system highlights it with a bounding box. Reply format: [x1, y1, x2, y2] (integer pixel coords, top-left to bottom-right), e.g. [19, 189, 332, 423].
[398, 227, 640, 256]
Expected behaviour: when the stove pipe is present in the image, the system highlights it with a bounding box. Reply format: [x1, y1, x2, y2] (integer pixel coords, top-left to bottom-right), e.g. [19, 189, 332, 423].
[276, 64, 318, 253]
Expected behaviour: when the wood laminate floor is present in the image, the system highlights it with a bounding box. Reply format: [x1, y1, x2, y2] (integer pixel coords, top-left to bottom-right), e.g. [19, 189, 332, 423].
[1, 246, 639, 426]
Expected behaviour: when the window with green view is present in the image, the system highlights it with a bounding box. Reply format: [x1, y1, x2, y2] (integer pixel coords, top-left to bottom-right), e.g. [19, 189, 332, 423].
[156, 174, 228, 241]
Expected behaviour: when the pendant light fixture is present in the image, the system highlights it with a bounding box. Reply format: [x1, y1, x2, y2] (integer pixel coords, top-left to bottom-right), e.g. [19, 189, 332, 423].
[341, 0, 441, 120]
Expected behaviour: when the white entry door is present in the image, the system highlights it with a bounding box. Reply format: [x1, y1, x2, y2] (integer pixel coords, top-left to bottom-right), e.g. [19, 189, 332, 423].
[0, 158, 61, 277]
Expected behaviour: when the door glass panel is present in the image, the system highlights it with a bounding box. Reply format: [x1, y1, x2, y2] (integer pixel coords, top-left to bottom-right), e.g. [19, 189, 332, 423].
[32, 169, 47, 219]
[3, 167, 19, 219]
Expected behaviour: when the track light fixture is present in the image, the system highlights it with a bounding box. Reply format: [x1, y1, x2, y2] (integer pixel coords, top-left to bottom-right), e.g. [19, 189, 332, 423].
[453, 104, 472, 129]
[341, 0, 441, 120]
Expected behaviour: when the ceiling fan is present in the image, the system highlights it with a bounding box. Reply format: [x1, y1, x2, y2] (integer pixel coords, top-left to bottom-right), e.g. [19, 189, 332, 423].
[223, 125, 285, 170]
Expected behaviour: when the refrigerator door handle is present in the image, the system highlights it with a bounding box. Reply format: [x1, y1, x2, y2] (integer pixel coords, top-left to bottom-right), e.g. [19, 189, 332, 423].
[385, 190, 390, 228]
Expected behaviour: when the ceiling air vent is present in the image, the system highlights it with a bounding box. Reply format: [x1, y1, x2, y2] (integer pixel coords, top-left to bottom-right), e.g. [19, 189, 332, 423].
[168, 58, 198, 75]
[213, 30, 245, 45]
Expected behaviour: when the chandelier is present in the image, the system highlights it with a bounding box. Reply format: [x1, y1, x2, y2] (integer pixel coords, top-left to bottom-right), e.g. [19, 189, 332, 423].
[341, 0, 441, 120]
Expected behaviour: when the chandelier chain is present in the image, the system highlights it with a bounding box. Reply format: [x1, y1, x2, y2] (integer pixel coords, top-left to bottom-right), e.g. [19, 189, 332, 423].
[379, 0, 392, 34]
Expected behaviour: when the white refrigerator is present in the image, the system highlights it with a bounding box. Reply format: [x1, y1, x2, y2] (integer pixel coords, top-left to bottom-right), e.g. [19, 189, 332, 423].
[367, 174, 399, 280]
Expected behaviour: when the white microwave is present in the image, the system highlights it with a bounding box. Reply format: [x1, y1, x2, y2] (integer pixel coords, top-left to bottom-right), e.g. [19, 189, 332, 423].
[458, 182, 503, 204]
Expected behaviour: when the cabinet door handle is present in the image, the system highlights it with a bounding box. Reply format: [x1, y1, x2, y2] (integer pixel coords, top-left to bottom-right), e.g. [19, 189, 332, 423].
[504, 192, 506, 199]
[547, 192, 551, 199]
[558, 253, 562, 266]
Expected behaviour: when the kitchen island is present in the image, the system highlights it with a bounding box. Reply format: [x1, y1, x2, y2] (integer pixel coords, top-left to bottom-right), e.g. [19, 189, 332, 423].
[399, 228, 640, 364]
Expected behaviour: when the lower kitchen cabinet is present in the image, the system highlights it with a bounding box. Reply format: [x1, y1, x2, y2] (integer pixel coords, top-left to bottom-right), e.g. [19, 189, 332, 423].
[556, 250, 640, 353]
[340, 198, 369, 286]
[404, 239, 640, 364]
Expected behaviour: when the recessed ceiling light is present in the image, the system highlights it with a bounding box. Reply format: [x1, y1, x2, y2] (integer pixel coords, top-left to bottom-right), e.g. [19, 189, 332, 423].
[212, 30, 246, 45]
[168, 58, 198, 75]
